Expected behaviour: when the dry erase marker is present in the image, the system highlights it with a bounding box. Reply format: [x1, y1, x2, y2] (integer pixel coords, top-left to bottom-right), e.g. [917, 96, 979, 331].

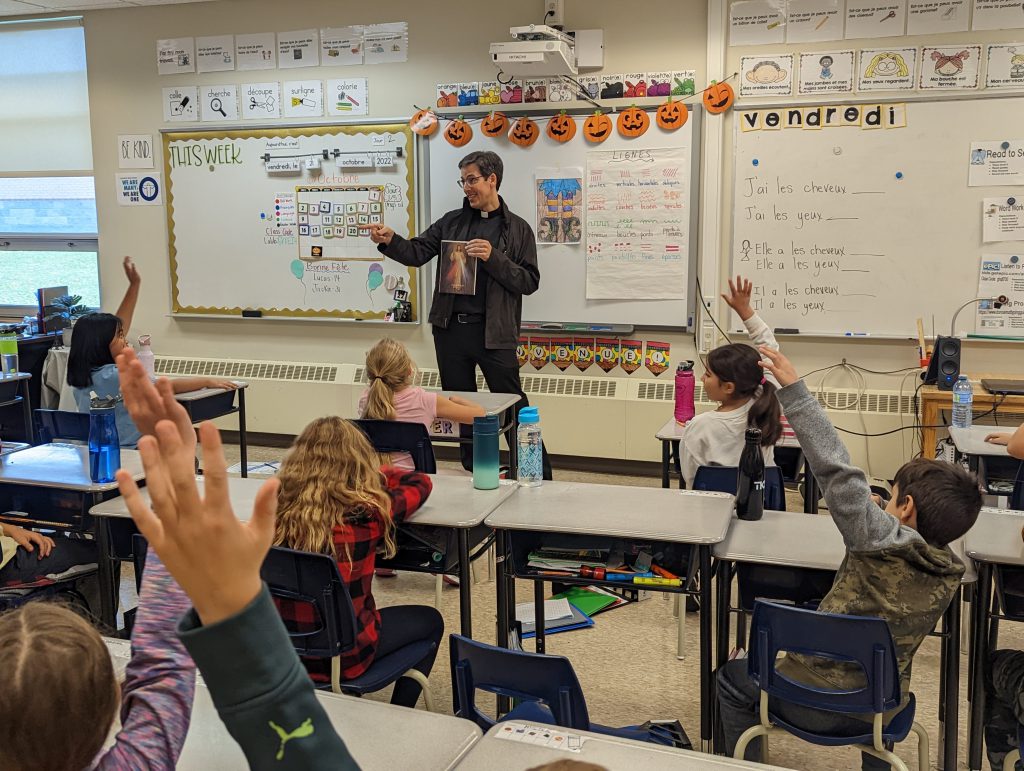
[651, 565, 680, 580]
[634, 576, 683, 587]
[606, 571, 654, 582]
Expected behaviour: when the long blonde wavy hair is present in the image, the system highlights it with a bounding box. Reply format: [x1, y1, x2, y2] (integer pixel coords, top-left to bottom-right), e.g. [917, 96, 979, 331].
[362, 337, 415, 421]
[273, 417, 396, 561]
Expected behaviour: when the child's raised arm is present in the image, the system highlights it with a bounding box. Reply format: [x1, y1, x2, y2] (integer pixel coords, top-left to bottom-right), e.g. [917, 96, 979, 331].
[114, 256, 141, 331]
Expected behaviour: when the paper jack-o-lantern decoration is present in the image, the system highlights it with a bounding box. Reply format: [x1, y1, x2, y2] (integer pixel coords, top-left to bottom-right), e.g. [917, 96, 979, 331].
[508, 116, 540, 147]
[409, 108, 438, 137]
[656, 99, 688, 131]
[703, 81, 735, 115]
[546, 111, 576, 143]
[444, 117, 472, 147]
[583, 111, 612, 143]
[617, 106, 650, 138]
[480, 111, 509, 138]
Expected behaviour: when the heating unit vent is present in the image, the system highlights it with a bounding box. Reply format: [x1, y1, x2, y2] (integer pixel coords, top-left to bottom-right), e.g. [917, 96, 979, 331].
[156, 357, 339, 383]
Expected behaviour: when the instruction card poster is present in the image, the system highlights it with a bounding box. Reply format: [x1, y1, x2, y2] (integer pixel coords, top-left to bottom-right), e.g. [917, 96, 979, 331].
[857, 47, 917, 90]
[985, 45, 1024, 89]
[729, 0, 786, 46]
[845, 0, 907, 38]
[786, 0, 844, 43]
[585, 148, 689, 300]
[983, 197, 1024, 242]
[969, 140, 1024, 186]
[977, 254, 1024, 334]
[798, 50, 855, 94]
[919, 45, 981, 89]
[741, 55, 794, 96]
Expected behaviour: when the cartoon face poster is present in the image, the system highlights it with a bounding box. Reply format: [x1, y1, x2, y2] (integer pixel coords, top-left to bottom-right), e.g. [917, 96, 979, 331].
[797, 50, 854, 94]
[985, 44, 1024, 90]
[740, 55, 794, 97]
[535, 171, 583, 245]
[919, 45, 981, 89]
[856, 47, 917, 90]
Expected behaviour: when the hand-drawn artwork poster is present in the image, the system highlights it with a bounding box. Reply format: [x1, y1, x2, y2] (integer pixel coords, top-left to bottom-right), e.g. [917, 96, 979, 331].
[535, 168, 583, 245]
[439, 240, 476, 295]
[585, 148, 689, 300]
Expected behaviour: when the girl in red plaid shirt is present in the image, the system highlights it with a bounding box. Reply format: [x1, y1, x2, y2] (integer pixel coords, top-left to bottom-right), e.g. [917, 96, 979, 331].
[272, 417, 443, 707]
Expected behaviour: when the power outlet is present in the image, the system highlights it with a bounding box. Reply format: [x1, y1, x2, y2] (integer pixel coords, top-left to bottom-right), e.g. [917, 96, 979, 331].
[701, 325, 716, 353]
[544, 0, 565, 26]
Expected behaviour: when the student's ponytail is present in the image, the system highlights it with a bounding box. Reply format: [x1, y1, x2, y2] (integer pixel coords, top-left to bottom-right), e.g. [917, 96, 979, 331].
[705, 343, 783, 447]
[362, 338, 414, 421]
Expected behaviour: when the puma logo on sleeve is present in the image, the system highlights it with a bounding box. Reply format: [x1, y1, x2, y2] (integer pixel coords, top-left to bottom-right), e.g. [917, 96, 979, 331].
[269, 718, 315, 761]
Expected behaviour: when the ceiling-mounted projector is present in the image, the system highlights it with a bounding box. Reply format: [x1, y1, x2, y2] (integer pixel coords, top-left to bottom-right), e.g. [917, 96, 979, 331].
[489, 24, 577, 77]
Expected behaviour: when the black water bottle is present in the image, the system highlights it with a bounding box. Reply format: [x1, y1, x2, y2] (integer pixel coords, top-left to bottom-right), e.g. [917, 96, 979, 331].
[736, 427, 765, 521]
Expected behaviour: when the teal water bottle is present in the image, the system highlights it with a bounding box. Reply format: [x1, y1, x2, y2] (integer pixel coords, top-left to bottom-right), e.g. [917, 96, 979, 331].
[472, 414, 500, 490]
[88, 393, 121, 484]
[517, 407, 543, 487]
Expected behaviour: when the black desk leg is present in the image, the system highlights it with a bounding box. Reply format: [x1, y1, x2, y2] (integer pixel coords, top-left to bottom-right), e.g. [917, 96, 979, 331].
[969, 563, 992, 771]
[661, 440, 670, 489]
[941, 587, 961, 771]
[699, 545, 714, 753]
[20, 380, 33, 443]
[95, 517, 118, 633]
[458, 530, 472, 637]
[716, 560, 733, 670]
[803, 462, 819, 514]
[238, 389, 248, 479]
[673, 441, 684, 490]
[534, 579, 546, 654]
[494, 529, 511, 716]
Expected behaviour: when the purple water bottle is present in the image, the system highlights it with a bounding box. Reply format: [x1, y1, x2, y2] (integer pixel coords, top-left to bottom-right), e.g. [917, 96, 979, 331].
[674, 361, 695, 424]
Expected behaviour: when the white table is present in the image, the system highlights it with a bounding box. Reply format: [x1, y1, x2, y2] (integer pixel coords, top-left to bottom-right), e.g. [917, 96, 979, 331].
[965, 506, 1024, 769]
[456, 722, 787, 770]
[428, 390, 522, 476]
[949, 425, 1016, 498]
[0, 441, 28, 457]
[0, 443, 144, 629]
[716, 509, 970, 770]
[485, 481, 735, 752]
[92, 474, 519, 639]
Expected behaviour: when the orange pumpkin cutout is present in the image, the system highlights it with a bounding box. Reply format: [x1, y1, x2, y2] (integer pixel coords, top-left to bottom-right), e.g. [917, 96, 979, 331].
[409, 108, 438, 137]
[617, 106, 650, 138]
[444, 118, 472, 147]
[583, 112, 612, 143]
[656, 99, 688, 131]
[546, 112, 576, 143]
[480, 111, 509, 138]
[508, 116, 539, 147]
[703, 81, 735, 115]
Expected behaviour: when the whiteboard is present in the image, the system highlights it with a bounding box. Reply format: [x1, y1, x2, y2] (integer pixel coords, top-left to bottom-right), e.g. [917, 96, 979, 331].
[731, 97, 1024, 337]
[427, 110, 700, 329]
[163, 123, 419, 320]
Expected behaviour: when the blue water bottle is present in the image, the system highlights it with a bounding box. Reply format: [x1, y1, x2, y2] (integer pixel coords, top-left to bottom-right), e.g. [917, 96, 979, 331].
[517, 407, 543, 488]
[472, 414, 500, 490]
[88, 392, 121, 484]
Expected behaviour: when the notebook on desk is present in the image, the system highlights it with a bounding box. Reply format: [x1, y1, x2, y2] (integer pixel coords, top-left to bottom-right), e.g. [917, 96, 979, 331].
[981, 379, 1024, 396]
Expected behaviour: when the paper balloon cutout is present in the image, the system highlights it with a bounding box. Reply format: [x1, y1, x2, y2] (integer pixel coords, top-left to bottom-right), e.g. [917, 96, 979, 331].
[367, 263, 384, 291]
[290, 259, 304, 279]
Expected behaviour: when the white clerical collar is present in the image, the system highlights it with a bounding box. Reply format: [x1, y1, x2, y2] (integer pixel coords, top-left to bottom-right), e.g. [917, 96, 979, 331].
[480, 210, 489, 218]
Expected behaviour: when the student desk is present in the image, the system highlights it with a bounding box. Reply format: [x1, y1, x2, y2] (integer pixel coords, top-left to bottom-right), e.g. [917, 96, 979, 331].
[456, 722, 788, 770]
[428, 390, 522, 477]
[714, 510, 968, 770]
[91, 474, 518, 640]
[921, 384, 1024, 460]
[175, 381, 250, 476]
[949, 425, 1017, 496]
[965, 506, 1024, 770]
[654, 417, 818, 513]
[485, 482, 735, 752]
[0, 443, 144, 629]
[0, 372, 35, 443]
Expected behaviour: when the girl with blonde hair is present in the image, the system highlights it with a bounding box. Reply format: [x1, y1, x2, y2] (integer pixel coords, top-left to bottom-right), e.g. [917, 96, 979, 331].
[272, 416, 442, 707]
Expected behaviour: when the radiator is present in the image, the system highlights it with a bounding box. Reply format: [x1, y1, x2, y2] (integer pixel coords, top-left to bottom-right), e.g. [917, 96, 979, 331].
[155, 356, 919, 479]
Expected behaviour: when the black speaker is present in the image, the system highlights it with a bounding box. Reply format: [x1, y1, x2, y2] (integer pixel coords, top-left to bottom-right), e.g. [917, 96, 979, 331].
[923, 335, 961, 390]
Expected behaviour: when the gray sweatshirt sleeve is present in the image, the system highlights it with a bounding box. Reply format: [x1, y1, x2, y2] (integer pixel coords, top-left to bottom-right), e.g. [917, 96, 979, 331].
[777, 380, 919, 552]
[743, 313, 781, 388]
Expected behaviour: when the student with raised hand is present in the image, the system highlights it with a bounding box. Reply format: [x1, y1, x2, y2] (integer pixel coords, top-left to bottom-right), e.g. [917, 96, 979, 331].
[114, 349, 358, 770]
[67, 256, 237, 447]
[716, 345, 983, 768]
[679, 276, 783, 489]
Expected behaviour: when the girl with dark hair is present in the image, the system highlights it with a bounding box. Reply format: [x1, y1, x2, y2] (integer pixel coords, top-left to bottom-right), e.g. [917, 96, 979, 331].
[67, 257, 237, 447]
[680, 276, 783, 488]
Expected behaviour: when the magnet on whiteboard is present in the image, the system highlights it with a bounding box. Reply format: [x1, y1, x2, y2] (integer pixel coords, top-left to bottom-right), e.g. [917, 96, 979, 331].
[752, 159, 759, 166]
[1002, 141, 1011, 150]
[833, 147, 842, 156]
[1009, 197, 1017, 206]
[895, 172, 903, 179]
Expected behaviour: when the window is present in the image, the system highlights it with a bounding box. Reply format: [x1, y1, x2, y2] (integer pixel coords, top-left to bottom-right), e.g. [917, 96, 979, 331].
[0, 18, 98, 315]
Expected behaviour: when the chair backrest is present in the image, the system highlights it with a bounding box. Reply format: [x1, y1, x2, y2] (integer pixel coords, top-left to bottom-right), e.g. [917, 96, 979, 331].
[692, 465, 787, 511]
[260, 546, 358, 659]
[449, 633, 591, 731]
[747, 600, 901, 716]
[351, 419, 437, 473]
[34, 409, 89, 444]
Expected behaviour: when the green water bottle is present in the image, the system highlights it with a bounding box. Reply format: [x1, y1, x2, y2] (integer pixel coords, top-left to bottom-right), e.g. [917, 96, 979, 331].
[0, 333, 18, 377]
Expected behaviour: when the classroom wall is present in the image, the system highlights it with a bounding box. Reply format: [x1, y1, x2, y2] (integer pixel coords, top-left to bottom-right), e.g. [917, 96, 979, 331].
[69, 0, 1024, 468]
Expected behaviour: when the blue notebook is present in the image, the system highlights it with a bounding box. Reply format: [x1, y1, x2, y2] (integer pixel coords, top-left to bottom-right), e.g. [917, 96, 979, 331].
[519, 602, 594, 639]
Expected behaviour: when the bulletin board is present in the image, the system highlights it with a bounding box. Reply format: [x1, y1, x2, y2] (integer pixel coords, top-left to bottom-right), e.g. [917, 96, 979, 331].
[163, 122, 419, 320]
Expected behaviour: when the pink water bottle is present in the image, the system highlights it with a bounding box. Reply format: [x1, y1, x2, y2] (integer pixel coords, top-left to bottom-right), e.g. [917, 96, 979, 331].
[674, 361, 695, 424]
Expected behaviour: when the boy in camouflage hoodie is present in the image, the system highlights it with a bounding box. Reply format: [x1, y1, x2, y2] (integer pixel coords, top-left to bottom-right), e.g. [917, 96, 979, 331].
[717, 346, 982, 769]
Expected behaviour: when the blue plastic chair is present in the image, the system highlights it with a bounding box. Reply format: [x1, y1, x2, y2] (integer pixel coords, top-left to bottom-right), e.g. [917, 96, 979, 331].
[692, 465, 787, 511]
[351, 419, 437, 473]
[34, 409, 89, 444]
[449, 633, 680, 746]
[262, 546, 435, 709]
[735, 600, 929, 771]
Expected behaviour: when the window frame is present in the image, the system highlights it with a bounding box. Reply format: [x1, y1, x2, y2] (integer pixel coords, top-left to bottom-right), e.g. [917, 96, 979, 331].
[0, 235, 100, 317]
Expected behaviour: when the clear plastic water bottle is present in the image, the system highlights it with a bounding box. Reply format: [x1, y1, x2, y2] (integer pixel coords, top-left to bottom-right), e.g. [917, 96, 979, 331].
[674, 361, 695, 424]
[88, 392, 121, 484]
[137, 334, 156, 378]
[736, 427, 765, 521]
[517, 406, 543, 488]
[952, 375, 974, 429]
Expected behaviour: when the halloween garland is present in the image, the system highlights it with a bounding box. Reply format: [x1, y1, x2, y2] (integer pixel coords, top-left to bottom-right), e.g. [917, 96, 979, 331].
[410, 73, 738, 147]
